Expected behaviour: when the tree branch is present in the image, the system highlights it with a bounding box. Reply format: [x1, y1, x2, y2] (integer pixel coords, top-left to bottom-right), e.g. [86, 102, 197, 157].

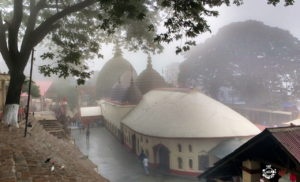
[8, 0, 23, 54]
[20, 0, 46, 53]
[31, 0, 97, 48]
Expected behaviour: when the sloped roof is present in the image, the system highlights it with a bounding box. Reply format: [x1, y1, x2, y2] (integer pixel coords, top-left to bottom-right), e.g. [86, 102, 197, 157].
[209, 138, 250, 159]
[271, 127, 300, 163]
[122, 89, 260, 138]
[284, 119, 300, 126]
[80, 106, 102, 117]
[199, 126, 300, 180]
[36, 81, 52, 96]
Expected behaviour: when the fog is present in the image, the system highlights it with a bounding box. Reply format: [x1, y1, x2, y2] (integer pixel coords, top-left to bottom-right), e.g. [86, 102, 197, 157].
[0, 0, 299, 80]
[89, 0, 300, 76]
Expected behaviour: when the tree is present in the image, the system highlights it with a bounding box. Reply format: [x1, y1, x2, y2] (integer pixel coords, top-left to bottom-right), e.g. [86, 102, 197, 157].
[0, 0, 294, 127]
[178, 20, 300, 107]
[46, 77, 78, 110]
[22, 79, 41, 98]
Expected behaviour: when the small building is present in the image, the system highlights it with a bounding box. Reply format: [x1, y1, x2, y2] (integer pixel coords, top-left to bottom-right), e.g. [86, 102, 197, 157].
[99, 99, 136, 139]
[198, 126, 300, 182]
[80, 106, 103, 126]
[230, 106, 295, 127]
[121, 89, 260, 176]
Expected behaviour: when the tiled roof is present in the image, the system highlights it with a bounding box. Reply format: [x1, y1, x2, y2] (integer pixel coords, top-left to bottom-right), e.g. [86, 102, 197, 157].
[270, 126, 300, 163]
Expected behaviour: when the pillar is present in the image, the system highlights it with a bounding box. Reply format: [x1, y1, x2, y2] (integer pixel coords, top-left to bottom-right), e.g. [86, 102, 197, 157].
[242, 160, 261, 182]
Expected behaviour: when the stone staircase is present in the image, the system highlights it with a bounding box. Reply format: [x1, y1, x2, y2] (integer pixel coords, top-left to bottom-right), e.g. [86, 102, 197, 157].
[38, 120, 66, 139]
[0, 121, 108, 182]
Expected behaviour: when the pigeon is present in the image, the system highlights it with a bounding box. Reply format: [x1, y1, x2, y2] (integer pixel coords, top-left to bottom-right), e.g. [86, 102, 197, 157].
[44, 157, 51, 163]
[51, 164, 55, 172]
[51, 161, 55, 172]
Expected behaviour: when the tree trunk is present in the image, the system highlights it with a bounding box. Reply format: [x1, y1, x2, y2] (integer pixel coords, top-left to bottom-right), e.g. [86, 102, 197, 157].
[2, 71, 25, 127]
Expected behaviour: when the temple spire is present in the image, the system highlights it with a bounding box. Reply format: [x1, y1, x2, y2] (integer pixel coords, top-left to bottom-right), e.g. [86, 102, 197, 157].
[130, 65, 134, 83]
[113, 42, 122, 57]
[147, 54, 153, 69]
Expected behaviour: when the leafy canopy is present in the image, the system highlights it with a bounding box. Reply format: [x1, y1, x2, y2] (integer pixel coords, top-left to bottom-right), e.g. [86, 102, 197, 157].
[22, 79, 41, 98]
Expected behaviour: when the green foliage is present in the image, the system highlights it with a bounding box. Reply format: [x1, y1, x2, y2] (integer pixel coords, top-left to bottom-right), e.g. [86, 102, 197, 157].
[22, 79, 41, 98]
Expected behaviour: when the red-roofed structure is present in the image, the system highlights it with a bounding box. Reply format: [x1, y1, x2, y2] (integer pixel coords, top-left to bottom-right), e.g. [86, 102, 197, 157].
[199, 126, 300, 182]
[272, 127, 300, 164]
[35, 81, 52, 96]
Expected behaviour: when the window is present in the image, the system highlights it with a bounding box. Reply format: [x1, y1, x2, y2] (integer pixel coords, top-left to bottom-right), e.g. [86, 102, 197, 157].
[145, 138, 148, 143]
[178, 157, 183, 169]
[189, 159, 193, 169]
[177, 144, 182, 152]
[188, 144, 192, 152]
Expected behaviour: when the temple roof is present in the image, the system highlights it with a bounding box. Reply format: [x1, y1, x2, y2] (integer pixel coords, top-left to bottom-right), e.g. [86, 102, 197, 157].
[136, 56, 166, 94]
[95, 45, 137, 99]
[122, 89, 260, 138]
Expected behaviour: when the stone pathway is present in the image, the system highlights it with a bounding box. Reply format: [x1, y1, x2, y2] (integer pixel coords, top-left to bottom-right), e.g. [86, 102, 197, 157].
[0, 118, 107, 182]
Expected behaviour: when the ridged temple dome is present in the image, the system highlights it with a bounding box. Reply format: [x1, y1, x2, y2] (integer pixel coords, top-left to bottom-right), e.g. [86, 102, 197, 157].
[136, 56, 166, 94]
[123, 78, 142, 104]
[95, 45, 137, 99]
[110, 70, 142, 104]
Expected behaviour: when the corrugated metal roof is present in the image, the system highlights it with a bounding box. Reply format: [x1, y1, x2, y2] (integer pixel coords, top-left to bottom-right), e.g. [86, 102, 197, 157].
[270, 127, 300, 163]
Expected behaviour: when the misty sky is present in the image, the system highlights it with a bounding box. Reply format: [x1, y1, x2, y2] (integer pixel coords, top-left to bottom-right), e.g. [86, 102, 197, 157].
[0, 0, 300, 80]
[122, 0, 300, 75]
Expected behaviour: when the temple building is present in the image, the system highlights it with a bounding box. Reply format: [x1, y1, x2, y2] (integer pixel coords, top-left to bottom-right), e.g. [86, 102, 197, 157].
[96, 49, 260, 176]
[96, 48, 260, 176]
[95, 45, 137, 99]
[120, 89, 260, 176]
[136, 56, 167, 94]
[99, 74, 142, 139]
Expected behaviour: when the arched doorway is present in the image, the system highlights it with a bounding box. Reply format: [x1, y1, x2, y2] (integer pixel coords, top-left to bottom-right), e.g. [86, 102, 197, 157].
[153, 144, 170, 171]
[131, 134, 136, 153]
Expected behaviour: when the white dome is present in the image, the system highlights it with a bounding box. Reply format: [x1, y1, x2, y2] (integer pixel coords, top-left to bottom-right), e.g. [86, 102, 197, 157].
[122, 89, 260, 138]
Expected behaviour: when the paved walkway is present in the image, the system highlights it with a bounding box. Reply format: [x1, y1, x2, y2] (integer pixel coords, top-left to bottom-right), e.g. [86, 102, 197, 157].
[71, 127, 198, 182]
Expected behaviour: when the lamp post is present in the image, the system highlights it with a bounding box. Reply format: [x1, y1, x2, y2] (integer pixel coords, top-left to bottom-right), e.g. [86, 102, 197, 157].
[24, 49, 34, 137]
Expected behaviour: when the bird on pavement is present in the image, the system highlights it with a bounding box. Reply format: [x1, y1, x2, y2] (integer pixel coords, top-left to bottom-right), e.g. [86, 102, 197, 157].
[44, 157, 51, 163]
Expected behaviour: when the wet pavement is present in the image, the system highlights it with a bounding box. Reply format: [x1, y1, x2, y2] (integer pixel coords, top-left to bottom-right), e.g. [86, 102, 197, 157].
[71, 126, 198, 182]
